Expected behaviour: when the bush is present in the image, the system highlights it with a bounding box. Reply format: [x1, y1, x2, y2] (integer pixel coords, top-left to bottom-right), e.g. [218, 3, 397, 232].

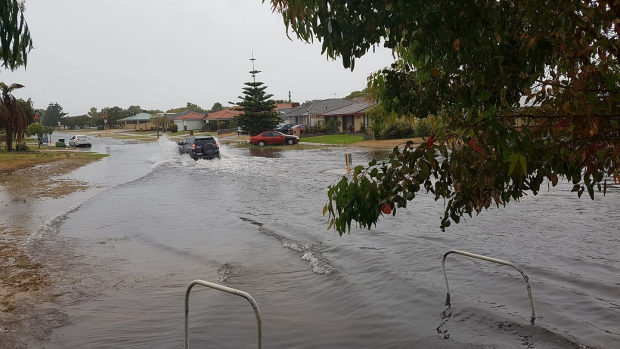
[381, 121, 414, 139]
[169, 123, 179, 133]
[326, 118, 341, 133]
[415, 118, 433, 137]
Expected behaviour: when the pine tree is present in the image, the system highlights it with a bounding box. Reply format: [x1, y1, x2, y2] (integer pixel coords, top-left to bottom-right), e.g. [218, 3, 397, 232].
[234, 66, 281, 135]
[43, 102, 67, 127]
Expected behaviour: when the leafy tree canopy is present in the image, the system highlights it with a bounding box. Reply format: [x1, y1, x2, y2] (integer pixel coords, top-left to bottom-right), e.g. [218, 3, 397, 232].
[210, 102, 224, 112]
[344, 88, 368, 100]
[271, 0, 620, 233]
[0, 0, 33, 71]
[234, 69, 282, 135]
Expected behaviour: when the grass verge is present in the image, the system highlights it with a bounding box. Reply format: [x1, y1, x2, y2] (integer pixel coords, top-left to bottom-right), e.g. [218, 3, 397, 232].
[0, 148, 108, 172]
[300, 134, 364, 145]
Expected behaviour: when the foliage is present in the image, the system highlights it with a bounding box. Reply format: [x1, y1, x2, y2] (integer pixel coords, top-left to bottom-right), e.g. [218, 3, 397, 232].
[18, 98, 35, 124]
[0, 0, 33, 71]
[234, 69, 282, 135]
[63, 114, 92, 129]
[103, 106, 126, 125]
[272, 0, 620, 234]
[42, 102, 67, 127]
[151, 114, 169, 137]
[126, 105, 142, 115]
[186, 102, 206, 113]
[366, 104, 387, 139]
[381, 121, 414, 140]
[26, 123, 53, 148]
[325, 117, 341, 133]
[414, 118, 434, 138]
[344, 88, 368, 100]
[169, 122, 178, 133]
[210, 102, 224, 112]
[0, 82, 26, 151]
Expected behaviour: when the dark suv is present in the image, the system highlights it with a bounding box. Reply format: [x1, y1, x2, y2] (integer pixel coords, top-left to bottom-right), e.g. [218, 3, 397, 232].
[178, 136, 220, 160]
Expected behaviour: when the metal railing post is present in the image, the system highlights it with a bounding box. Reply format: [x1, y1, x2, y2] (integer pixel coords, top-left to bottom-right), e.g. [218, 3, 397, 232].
[442, 250, 536, 324]
[184, 280, 262, 349]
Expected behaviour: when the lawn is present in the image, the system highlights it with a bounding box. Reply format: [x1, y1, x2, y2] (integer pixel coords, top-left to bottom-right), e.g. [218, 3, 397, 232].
[0, 148, 108, 172]
[299, 134, 364, 145]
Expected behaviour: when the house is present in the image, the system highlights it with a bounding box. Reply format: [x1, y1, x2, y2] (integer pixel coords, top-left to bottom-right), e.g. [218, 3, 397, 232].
[279, 99, 356, 127]
[317, 101, 371, 133]
[117, 112, 155, 131]
[205, 107, 244, 130]
[204, 103, 297, 130]
[170, 110, 209, 131]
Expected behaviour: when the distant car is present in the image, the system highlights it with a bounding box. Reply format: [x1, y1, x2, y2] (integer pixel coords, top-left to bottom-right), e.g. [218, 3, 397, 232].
[288, 124, 307, 134]
[68, 135, 92, 147]
[249, 131, 299, 146]
[178, 136, 220, 160]
[276, 123, 297, 134]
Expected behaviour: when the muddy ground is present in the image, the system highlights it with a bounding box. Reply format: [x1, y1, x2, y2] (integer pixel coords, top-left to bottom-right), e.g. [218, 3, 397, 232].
[0, 157, 100, 348]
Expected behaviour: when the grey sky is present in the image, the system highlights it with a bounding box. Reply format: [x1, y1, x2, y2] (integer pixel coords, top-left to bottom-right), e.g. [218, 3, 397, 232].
[4, 0, 394, 116]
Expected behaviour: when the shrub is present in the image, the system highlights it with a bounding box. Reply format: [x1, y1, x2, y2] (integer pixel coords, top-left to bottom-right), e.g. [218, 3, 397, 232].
[414, 118, 433, 137]
[326, 118, 341, 133]
[381, 121, 414, 139]
[169, 123, 178, 133]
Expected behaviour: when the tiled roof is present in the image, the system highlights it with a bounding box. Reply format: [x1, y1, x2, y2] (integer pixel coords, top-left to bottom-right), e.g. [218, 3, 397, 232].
[165, 110, 204, 120]
[318, 101, 371, 116]
[175, 111, 208, 120]
[205, 108, 243, 121]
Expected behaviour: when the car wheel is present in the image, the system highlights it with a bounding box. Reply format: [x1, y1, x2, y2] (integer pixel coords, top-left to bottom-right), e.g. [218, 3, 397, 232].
[258, 141, 266, 146]
[287, 139, 294, 145]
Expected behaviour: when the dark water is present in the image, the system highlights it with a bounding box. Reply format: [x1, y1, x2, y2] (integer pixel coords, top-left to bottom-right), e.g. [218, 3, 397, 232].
[21, 135, 620, 348]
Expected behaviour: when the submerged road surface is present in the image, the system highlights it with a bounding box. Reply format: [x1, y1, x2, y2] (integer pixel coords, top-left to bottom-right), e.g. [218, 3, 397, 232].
[17, 134, 620, 348]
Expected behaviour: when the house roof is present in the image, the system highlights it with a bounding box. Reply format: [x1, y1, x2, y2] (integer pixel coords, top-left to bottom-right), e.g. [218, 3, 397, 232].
[280, 99, 355, 117]
[318, 101, 371, 116]
[118, 112, 153, 122]
[205, 108, 243, 121]
[174, 111, 208, 120]
[165, 110, 205, 120]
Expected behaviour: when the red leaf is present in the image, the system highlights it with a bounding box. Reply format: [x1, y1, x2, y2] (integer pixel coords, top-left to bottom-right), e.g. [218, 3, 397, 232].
[381, 203, 392, 215]
[468, 139, 486, 156]
[427, 133, 435, 148]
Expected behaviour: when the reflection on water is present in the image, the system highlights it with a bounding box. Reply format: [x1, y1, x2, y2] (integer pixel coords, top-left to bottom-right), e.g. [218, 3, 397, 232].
[247, 146, 285, 158]
[22, 136, 620, 349]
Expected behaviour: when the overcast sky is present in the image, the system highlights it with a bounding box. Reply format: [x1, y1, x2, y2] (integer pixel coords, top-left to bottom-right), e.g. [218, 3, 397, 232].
[3, 0, 394, 116]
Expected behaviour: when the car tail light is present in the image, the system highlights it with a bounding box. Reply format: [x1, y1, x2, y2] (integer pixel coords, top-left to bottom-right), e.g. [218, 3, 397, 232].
[192, 144, 196, 150]
[215, 141, 219, 147]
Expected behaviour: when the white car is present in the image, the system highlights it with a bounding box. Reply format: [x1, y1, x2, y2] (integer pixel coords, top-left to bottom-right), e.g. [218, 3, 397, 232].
[68, 135, 92, 147]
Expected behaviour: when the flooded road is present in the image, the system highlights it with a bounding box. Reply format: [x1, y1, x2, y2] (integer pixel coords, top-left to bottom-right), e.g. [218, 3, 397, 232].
[18, 134, 620, 348]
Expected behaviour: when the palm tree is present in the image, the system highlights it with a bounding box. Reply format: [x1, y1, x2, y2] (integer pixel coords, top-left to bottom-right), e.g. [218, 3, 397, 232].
[0, 82, 27, 151]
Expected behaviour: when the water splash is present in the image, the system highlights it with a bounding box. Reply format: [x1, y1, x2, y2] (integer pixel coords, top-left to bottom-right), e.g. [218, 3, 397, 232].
[28, 203, 82, 242]
[259, 226, 336, 275]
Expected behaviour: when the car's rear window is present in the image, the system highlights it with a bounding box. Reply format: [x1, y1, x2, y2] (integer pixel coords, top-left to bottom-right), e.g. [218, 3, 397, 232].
[79, 136, 90, 141]
[195, 138, 216, 145]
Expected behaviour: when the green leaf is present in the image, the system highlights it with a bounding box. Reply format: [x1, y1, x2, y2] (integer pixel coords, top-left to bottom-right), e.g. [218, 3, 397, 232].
[519, 154, 527, 174]
[478, 91, 492, 101]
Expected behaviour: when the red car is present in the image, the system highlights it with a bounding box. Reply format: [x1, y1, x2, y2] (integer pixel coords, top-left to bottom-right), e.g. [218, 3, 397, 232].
[249, 131, 300, 146]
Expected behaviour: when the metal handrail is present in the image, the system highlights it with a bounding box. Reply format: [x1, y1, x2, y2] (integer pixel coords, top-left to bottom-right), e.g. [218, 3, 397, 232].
[184, 280, 262, 349]
[442, 250, 536, 324]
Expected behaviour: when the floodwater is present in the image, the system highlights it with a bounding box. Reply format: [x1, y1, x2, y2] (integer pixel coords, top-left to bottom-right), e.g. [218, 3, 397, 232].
[16, 134, 620, 348]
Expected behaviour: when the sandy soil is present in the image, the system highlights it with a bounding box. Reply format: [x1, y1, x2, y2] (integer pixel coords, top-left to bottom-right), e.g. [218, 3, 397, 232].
[0, 157, 100, 348]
